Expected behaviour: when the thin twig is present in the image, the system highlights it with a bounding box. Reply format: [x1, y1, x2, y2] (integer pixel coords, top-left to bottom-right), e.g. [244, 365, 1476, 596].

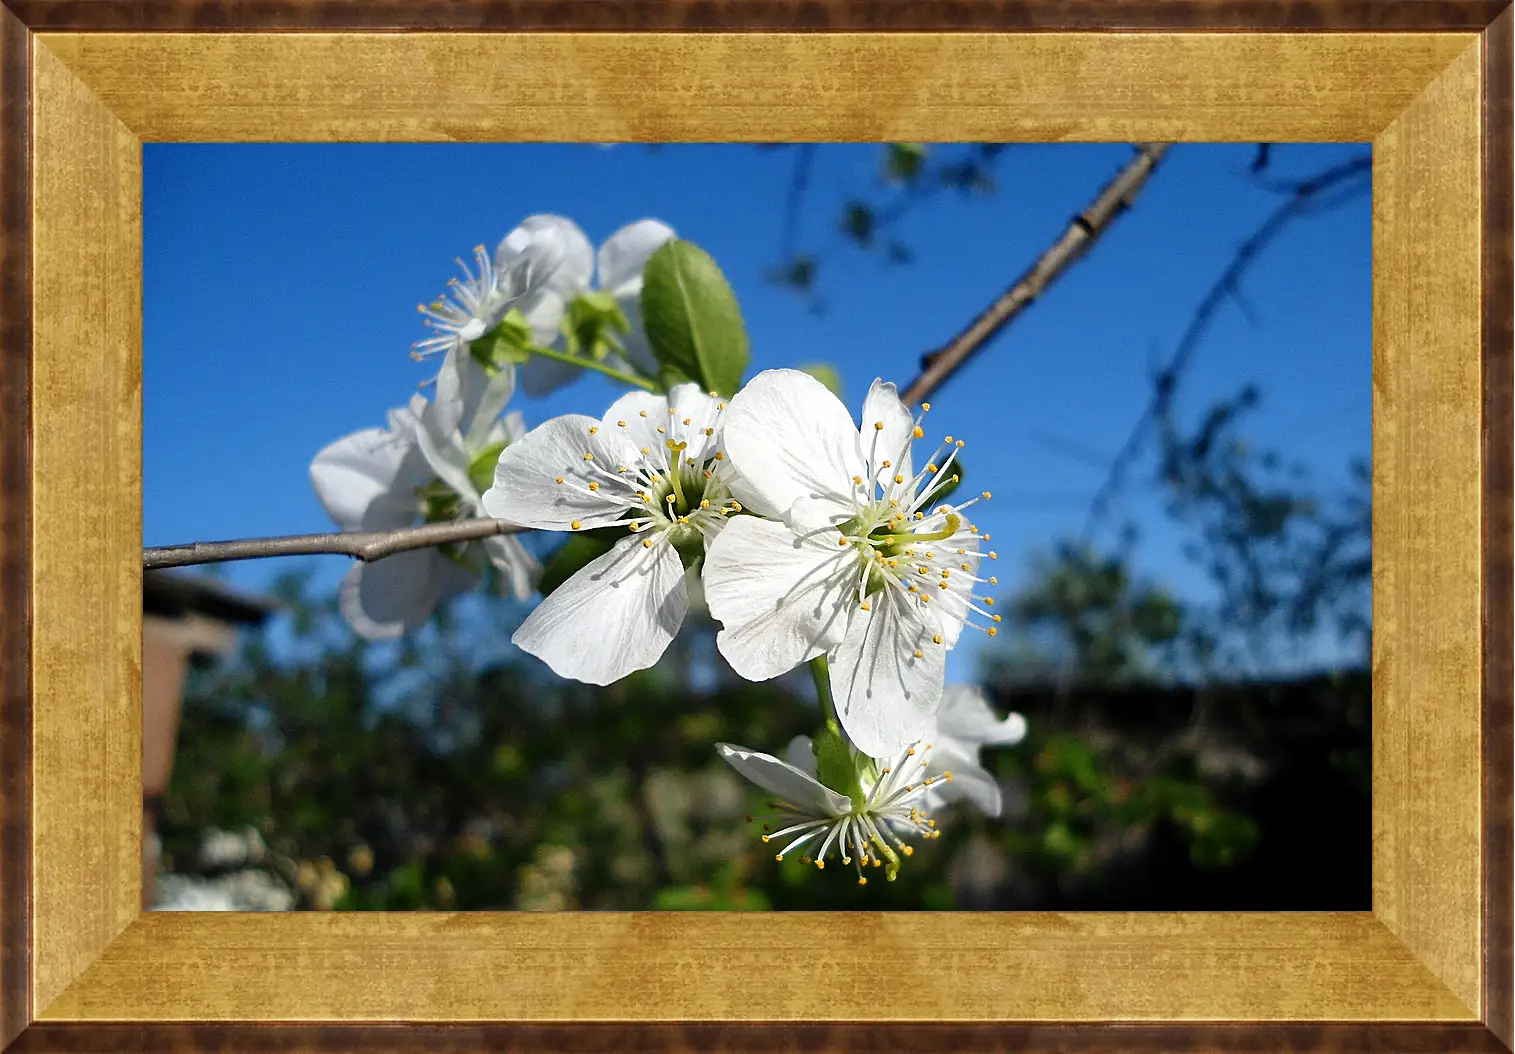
[143, 518, 526, 571]
[1078, 152, 1372, 539]
[900, 143, 1171, 407]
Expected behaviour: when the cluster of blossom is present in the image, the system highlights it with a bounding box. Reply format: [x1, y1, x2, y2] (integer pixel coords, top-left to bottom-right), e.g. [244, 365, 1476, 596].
[310, 213, 1027, 886]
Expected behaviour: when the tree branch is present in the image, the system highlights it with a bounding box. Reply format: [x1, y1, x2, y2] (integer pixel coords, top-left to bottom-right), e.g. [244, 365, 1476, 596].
[1079, 152, 1372, 538]
[900, 143, 1171, 407]
[143, 518, 527, 571]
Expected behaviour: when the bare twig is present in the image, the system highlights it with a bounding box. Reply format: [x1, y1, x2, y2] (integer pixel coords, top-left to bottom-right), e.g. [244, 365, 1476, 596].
[143, 518, 526, 571]
[1079, 152, 1372, 539]
[900, 143, 1171, 406]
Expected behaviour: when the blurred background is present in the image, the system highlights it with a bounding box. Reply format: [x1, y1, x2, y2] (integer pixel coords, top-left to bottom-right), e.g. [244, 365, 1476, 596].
[142, 142, 1371, 912]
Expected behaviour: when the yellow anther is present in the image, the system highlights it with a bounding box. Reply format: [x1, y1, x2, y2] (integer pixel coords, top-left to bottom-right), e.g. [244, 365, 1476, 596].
[912, 426, 924, 438]
[815, 860, 825, 870]
[617, 420, 627, 427]
[874, 421, 885, 431]
[582, 453, 594, 461]
[717, 402, 726, 410]
[700, 499, 711, 508]
[570, 520, 582, 530]
[853, 475, 864, 485]
[715, 452, 725, 461]
[839, 537, 850, 547]
[982, 490, 992, 499]
[928, 464, 939, 474]
[860, 602, 871, 611]
[588, 482, 600, 491]
[683, 417, 692, 425]
[915, 511, 925, 520]
[881, 459, 892, 468]
[943, 771, 953, 780]
[858, 877, 868, 886]
[961, 563, 971, 571]
[588, 426, 599, 435]
[985, 598, 995, 607]
[955, 440, 965, 448]
[921, 402, 931, 411]
[938, 581, 949, 590]
[775, 854, 784, 862]
[989, 551, 998, 559]
[640, 447, 650, 455]
[913, 649, 924, 659]
[639, 410, 648, 417]
[656, 426, 666, 434]
[932, 634, 943, 645]
[987, 627, 998, 637]
[944, 435, 954, 443]
[992, 614, 1002, 623]
[554, 476, 565, 484]
[894, 474, 905, 484]
[989, 576, 998, 585]
[704, 427, 714, 436]
[901, 845, 914, 856]
[907, 747, 916, 756]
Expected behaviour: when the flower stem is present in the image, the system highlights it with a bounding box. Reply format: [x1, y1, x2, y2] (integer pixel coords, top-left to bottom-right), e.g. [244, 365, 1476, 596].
[525, 344, 660, 392]
[808, 655, 842, 737]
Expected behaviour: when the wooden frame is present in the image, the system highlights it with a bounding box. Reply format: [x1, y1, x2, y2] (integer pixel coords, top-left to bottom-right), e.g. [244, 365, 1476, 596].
[0, 2, 1510, 1051]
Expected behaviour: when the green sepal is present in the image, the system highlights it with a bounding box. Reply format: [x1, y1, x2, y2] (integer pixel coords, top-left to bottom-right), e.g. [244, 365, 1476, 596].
[561, 291, 630, 363]
[467, 441, 509, 496]
[537, 529, 622, 596]
[468, 309, 536, 370]
[812, 724, 865, 807]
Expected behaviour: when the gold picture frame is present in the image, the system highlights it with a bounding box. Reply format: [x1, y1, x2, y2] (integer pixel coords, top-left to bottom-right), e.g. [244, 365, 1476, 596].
[1, 3, 1510, 1050]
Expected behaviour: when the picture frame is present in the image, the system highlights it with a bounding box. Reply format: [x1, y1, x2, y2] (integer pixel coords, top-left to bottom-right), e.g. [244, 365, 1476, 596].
[1, 2, 1510, 1051]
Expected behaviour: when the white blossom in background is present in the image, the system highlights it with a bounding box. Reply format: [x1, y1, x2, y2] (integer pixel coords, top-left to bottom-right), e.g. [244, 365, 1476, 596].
[717, 739, 946, 884]
[702, 369, 1002, 757]
[153, 870, 295, 912]
[310, 346, 539, 639]
[482, 383, 739, 685]
[494, 214, 676, 396]
[920, 684, 1027, 817]
[411, 236, 566, 363]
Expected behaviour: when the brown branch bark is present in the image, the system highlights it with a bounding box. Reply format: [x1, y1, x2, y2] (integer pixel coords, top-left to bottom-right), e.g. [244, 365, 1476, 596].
[900, 143, 1170, 407]
[142, 518, 526, 571]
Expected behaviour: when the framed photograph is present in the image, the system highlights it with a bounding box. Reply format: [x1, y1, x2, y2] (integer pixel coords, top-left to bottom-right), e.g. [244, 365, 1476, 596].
[1, 3, 1510, 1052]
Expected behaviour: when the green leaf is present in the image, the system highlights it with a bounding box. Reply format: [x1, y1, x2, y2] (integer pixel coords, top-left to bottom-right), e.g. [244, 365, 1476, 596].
[537, 530, 621, 596]
[640, 240, 750, 397]
[798, 362, 843, 397]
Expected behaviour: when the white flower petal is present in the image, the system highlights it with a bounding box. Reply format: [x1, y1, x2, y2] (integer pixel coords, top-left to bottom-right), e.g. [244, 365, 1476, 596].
[785, 735, 818, 777]
[828, 588, 944, 757]
[512, 535, 687, 685]
[715, 742, 852, 816]
[924, 756, 1002, 817]
[601, 390, 672, 453]
[338, 549, 472, 640]
[482, 534, 542, 601]
[598, 219, 676, 296]
[412, 391, 478, 505]
[310, 422, 427, 532]
[517, 355, 586, 398]
[721, 369, 865, 522]
[937, 684, 1027, 745]
[483, 414, 639, 530]
[497, 214, 594, 302]
[860, 378, 915, 487]
[704, 515, 856, 681]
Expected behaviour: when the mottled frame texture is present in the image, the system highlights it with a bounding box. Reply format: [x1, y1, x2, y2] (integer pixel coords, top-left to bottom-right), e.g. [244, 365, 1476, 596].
[0, 3, 1510, 1053]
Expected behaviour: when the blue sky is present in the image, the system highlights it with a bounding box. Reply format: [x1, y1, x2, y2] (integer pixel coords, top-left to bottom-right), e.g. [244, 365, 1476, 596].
[143, 143, 1370, 679]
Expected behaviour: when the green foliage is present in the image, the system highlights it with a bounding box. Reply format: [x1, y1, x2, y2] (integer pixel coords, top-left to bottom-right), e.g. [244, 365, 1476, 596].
[641, 240, 750, 398]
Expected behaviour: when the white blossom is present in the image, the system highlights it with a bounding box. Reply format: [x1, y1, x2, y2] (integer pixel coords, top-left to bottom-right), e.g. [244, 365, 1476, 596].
[921, 684, 1027, 817]
[411, 237, 565, 363]
[494, 215, 676, 395]
[703, 369, 1001, 757]
[482, 384, 738, 685]
[717, 739, 947, 884]
[310, 346, 539, 638]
